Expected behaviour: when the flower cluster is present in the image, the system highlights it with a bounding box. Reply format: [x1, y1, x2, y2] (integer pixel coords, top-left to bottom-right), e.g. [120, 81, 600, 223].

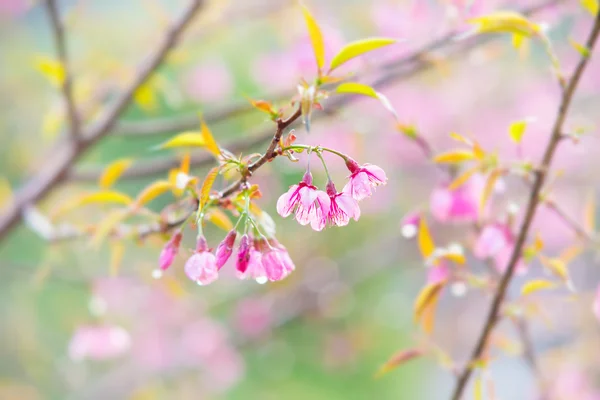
[277, 157, 386, 230]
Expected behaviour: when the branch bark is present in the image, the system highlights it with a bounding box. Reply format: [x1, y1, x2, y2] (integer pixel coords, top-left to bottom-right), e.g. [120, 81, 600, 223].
[450, 10, 600, 400]
[0, 0, 204, 244]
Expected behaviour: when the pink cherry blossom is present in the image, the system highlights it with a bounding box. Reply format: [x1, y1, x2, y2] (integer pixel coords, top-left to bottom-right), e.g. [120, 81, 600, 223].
[185, 236, 218, 285]
[342, 159, 388, 201]
[474, 223, 527, 274]
[326, 181, 361, 227]
[427, 263, 450, 285]
[68, 324, 131, 361]
[215, 230, 237, 270]
[236, 234, 251, 275]
[253, 238, 295, 282]
[277, 171, 331, 231]
[158, 231, 182, 271]
[430, 175, 485, 223]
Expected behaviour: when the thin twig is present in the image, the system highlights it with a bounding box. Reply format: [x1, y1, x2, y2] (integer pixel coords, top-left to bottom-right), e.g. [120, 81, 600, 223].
[450, 10, 600, 400]
[0, 0, 204, 244]
[46, 0, 80, 141]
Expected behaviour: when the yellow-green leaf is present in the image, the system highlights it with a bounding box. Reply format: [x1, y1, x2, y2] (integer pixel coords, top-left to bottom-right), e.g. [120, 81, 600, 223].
[53, 191, 133, 218]
[417, 217, 435, 259]
[433, 150, 476, 164]
[199, 167, 219, 209]
[521, 279, 556, 296]
[200, 118, 221, 158]
[206, 208, 233, 231]
[99, 158, 134, 189]
[480, 169, 502, 213]
[374, 348, 423, 378]
[155, 131, 205, 149]
[569, 38, 591, 58]
[443, 252, 466, 265]
[133, 82, 158, 112]
[509, 120, 528, 143]
[249, 99, 276, 115]
[467, 11, 541, 37]
[581, 0, 599, 16]
[90, 210, 128, 248]
[414, 282, 442, 334]
[512, 33, 527, 49]
[449, 166, 479, 190]
[336, 82, 378, 98]
[134, 180, 172, 208]
[329, 37, 396, 72]
[35, 55, 65, 86]
[539, 255, 569, 281]
[300, 4, 325, 70]
[474, 373, 484, 400]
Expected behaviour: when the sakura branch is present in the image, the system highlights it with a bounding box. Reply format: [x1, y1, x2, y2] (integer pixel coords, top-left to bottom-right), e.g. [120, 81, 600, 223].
[450, 9, 600, 400]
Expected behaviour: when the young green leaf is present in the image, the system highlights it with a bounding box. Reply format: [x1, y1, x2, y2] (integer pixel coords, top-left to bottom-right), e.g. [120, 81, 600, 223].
[509, 120, 528, 143]
[200, 118, 221, 158]
[155, 132, 205, 149]
[417, 217, 435, 260]
[581, 0, 599, 16]
[569, 38, 591, 58]
[300, 4, 325, 70]
[35, 55, 65, 86]
[134, 181, 173, 208]
[467, 11, 541, 37]
[414, 282, 443, 334]
[335, 83, 399, 121]
[199, 167, 219, 209]
[521, 279, 556, 296]
[433, 150, 476, 164]
[374, 348, 423, 378]
[53, 191, 133, 218]
[99, 159, 134, 189]
[329, 37, 396, 72]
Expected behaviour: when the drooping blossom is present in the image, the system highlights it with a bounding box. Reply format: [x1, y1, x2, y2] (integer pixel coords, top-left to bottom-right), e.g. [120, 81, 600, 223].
[215, 230, 237, 269]
[185, 236, 218, 285]
[236, 234, 251, 275]
[158, 231, 182, 271]
[473, 223, 526, 274]
[277, 171, 331, 231]
[400, 210, 421, 239]
[342, 158, 388, 201]
[238, 242, 268, 284]
[68, 324, 131, 361]
[256, 238, 295, 282]
[430, 175, 485, 223]
[326, 181, 361, 227]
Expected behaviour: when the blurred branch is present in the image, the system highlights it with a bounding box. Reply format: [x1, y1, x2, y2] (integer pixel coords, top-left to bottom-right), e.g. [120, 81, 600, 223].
[451, 9, 600, 400]
[0, 0, 204, 244]
[46, 0, 80, 141]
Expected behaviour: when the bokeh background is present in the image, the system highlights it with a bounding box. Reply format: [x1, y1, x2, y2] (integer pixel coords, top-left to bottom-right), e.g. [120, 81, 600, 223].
[1, 0, 599, 399]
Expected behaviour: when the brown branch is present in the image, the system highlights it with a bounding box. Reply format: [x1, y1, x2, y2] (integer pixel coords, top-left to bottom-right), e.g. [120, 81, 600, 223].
[46, 0, 80, 141]
[0, 0, 204, 244]
[450, 10, 600, 400]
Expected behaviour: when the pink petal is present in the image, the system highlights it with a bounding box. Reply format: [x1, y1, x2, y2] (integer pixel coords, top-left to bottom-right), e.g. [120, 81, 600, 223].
[364, 164, 387, 183]
[335, 194, 361, 221]
[276, 185, 299, 217]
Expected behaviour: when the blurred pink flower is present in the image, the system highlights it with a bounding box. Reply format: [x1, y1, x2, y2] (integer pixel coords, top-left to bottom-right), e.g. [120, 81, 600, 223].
[234, 298, 272, 339]
[473, 223, 527, 274]
[548, 365, 600, 400]
[215, 230, 237, 270]
[185, 59, 233, 103]
[430, 175, 485, 223]
[0, 0, 28, 17]
[185, 236, 218, 285]
[251, 52, 300, 92]
[277, 171, 331, 231]
[68, 324, 130, 362]
[158, 231, 182, 271]
[203, 346, 246, 393]
[427, 263, 450, 285]
[400, 210, 421, 239]
[343, 159, 387, 201]
[326, 181, 361, 227]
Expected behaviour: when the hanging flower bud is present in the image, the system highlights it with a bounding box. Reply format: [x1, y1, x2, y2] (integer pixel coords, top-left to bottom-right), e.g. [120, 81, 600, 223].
[184, 236, 218, 285]
[236, 234, 251, 275]
[158, 231, 182, 271]
[255, 238, 294, 282]
[215, 230, 237, 270]
[326, 181, 361, 227]
[343, 158, 388, 201]
[277, 171, 331, 231]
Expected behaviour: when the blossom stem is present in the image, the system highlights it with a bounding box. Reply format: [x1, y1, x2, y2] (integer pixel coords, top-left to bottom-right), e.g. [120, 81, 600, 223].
[282, 145, 349, 161]
[315, 151, 333, 182]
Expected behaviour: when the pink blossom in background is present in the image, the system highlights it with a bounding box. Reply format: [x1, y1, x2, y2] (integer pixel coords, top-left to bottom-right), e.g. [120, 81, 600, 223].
[430, 175, 485, 223]
[68, 324, 130, 362]
[202, 346, 246, 393]
[547, 365, 600, 400]
[234, 298, 272, 339]
[179, 318, 228, 361]
[474, 223, 527, 274]
[251, 52, 300, 92]
[185, 59, 233, 103]
[400, 210, 421, 238]
[0, 0, 28, 17]
[427, 262, 450, 285]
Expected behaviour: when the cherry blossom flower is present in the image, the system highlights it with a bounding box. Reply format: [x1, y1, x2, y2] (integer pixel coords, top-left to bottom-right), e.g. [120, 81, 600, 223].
[215, 230, 237, 269]
[473, 223, 527, 274]
[430, 175, 485, 223]
[277, 171, 330, 231]
[343, 159, 388, 201]
[68, 324, 130, 362]
[326, 181, 361, 227]
[158, 231, 182, 271]
[400, 210, 421, 239]
[185, 236, 218, 285]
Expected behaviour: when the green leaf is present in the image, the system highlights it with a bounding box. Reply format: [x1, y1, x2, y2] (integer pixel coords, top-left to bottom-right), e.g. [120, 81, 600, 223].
[509, 120, 528, 143]
[581, 0, 599, 16]
[570, 38, 591, 58]
[155, 131, 204, 149]
[335, 83, 398, 121]
[300, 4, 325, 70]
[468, 11, 541, 37]
[329, 37, 396, 72]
